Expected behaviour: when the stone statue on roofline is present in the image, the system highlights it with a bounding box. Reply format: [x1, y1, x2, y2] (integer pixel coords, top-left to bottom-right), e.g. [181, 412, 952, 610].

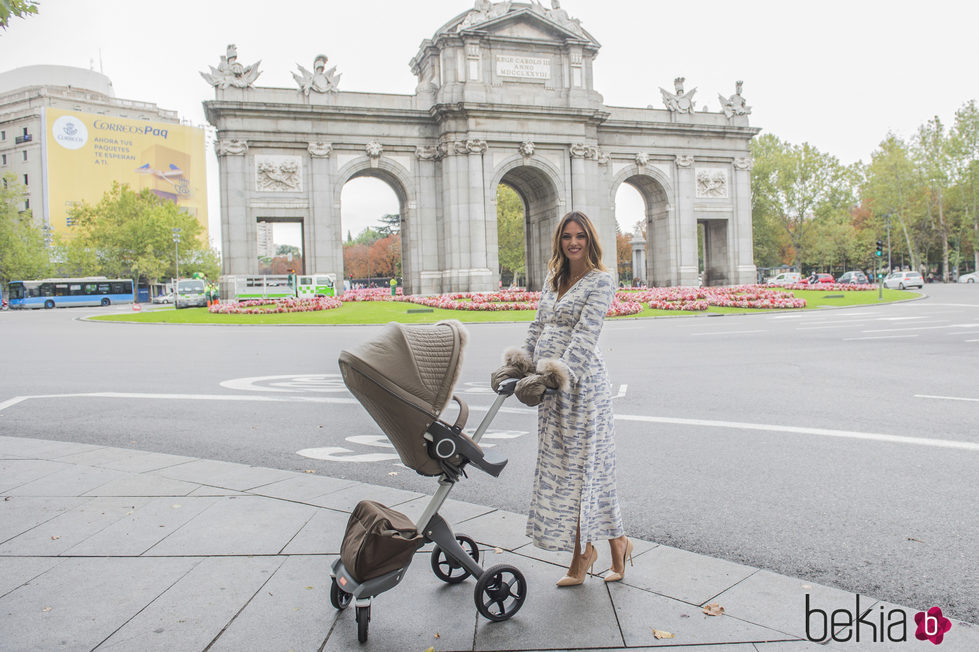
[719, 80, 751, 119]
[457, 0, 512, 31]
[293, 54, 341, 95]
[200, 44, 262, 89]
[660, 76, 697, 113]
[530, 0, 584, 34]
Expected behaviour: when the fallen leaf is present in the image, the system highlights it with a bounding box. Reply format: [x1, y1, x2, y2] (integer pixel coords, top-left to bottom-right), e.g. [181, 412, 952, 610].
[305, 586, 314, 590]
[703, 603, 725, 616]
[424, 648, 435, 652]
[494, 547, 504, 554]
[50, 535, 60, 540]
[304, 470, 315, 474]
[42, 607, 52, 612]
[802, 584, 812, 590]
[171, 504, 182, 509]
[906, 537, 925, 543]
[388, 471, 398, 476]
[435, 632, 441, 638]
[652, 629, 674, 639]
[680, 614, 690, 618]
[4, 496, 10, 501]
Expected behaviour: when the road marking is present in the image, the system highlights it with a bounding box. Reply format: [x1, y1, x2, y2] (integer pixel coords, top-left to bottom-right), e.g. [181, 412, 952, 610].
[878, 316, 930, 321]
[612, 413, 979, 451]
[690, 330, 767, 336]
[797, 323, 868, 330]
[915, 394, 979, 403]
[6, 393, 975, 453]
[843, 335, 918, 341]
[861, 323, 959, 333]
[219, 374, 348, 393]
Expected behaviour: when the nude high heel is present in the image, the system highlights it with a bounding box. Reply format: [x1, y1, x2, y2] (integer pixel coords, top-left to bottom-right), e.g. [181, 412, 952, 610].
[604, 537, 634, 583]
[556, 544, 598, 587]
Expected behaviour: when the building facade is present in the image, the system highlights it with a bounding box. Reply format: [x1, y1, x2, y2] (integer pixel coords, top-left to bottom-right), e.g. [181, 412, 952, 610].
[204, 2, 760, 293]
[0, 65, 185, 236]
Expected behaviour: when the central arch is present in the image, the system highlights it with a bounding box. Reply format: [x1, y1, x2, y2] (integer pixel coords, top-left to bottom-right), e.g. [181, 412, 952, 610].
[493, 158, 564, 290]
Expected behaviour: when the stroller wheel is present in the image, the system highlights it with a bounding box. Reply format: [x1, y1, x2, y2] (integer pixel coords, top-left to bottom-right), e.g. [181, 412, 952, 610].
[474, 564, 527, 622]
[356, 604, 371, 643]
[431, 534, 480, 584]
[329, 578, 352, 610]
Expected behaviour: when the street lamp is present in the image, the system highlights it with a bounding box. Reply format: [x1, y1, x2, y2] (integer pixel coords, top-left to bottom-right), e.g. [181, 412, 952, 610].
[172, 227, 181, 309]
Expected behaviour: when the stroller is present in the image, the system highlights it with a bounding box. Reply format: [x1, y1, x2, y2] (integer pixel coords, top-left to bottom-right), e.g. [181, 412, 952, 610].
[330, 320, 526, 643]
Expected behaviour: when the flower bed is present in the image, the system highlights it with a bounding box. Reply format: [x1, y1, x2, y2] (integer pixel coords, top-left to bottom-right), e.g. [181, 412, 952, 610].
[339, 288, 404, 302]
[617, 285, 807, 311]
[209, 297, 342, 314]
[400, 291, 643, 317]
[777, 282, 877, 292]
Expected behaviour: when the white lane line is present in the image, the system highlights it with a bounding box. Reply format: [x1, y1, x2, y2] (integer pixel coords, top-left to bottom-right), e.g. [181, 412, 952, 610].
[690, 330, 767, 336]
[467, 404, 979, 452]
[611, 413, 979, 451]
[6, 393, 976, 452]
[967, 339, 979, 343]
[0, 392, 358, 413]
[797, 323, 868, 330]
[861, 322, 957, 333]
[878, 316, 930, 321]
[843, 335, 919, 341]
[916, 394, 979, 403]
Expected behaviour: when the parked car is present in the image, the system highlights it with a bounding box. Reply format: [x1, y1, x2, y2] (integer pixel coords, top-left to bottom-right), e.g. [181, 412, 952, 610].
[838, 271, 869, 285]
[957, 270, 978, 283]
[152, 292, 174, 304]
[882, 271, 924, 289]
[766, 272, 802, 285]
[798, 273, 835, 285]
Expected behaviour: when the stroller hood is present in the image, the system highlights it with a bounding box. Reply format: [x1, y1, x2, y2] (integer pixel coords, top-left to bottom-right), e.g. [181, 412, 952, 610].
[338, 320, 468, 475]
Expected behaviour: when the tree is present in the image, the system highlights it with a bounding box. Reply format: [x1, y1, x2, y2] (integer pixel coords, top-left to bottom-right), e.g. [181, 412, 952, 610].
[0, 173, 51, 287]
[496, 184, 525, 285]
[58, 182, 217, 285]
[916, 117, 956, 281]
[951, 100, 979, 273]
[376, 213, 401, 236]
[751, 134, 856, 269]
[615, 222, 633, 281]
[275, 244, 301, 257]
[0, 0, 39, 30]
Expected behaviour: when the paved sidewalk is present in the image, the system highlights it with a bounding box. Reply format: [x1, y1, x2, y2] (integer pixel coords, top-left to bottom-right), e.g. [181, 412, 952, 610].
[1, 435, 975, 651]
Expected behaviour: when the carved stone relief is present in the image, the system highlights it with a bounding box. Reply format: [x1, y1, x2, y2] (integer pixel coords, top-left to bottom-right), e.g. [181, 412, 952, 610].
[519, 140, 535, 157]
[635, 152, 649, 168]
[734, 157, 753, 170]
[215, 139, 248, 157]
[695, 168, 728, 198]
[676, 155, 695, 168]
[307, 142, 333, 158]
[256, 155, 302, 192]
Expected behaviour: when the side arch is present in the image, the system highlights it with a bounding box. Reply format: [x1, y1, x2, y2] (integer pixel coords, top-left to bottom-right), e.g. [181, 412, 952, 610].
[609, 165, 676, 287]
[333, 156, 418, 292]
[488, 155, 567, 290]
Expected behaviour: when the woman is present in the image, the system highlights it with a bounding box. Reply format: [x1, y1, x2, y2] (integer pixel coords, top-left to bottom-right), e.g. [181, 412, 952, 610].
[491, 211, 633, 586]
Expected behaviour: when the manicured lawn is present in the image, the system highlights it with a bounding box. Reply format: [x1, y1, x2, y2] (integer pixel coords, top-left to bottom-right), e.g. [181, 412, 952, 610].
[91, 287, 919, 325]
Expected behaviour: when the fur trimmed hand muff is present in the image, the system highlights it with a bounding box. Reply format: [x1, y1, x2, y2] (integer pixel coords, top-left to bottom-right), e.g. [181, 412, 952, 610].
[490, 347, 534, 392]
[536, 358, 571, 392]
[514, 374, 547, 406]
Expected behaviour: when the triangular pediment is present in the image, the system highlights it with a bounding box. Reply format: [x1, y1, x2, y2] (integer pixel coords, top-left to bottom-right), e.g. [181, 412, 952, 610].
[440, 5, 599, 47]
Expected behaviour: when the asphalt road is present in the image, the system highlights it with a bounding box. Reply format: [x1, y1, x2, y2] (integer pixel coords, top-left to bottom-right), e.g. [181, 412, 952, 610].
[2, 284, 977, 622]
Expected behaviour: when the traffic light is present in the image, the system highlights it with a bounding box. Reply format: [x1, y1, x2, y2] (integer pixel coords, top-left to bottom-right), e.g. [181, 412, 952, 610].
[875, 240, 883, 257]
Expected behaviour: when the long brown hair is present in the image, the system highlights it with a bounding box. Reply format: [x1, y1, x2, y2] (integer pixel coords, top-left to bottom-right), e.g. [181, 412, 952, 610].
[547, 211, 607, 292]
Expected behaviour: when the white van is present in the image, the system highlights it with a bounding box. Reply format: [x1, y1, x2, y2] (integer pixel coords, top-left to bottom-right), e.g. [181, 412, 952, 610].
[766, 272, 802, 286]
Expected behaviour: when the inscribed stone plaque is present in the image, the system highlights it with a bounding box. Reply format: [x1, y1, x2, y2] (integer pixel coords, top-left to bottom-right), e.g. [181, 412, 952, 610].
[496, 55, 550, 80]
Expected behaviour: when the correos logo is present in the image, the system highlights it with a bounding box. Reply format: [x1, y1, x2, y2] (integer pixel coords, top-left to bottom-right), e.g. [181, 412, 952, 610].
[52, 115, 88, 150]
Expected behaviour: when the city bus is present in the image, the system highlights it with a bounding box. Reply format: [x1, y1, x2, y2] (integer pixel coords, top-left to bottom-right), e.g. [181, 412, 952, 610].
[6, 277, 134, 309]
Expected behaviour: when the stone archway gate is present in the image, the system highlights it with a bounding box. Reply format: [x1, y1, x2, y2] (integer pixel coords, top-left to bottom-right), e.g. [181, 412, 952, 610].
[204, 2, 760, 294]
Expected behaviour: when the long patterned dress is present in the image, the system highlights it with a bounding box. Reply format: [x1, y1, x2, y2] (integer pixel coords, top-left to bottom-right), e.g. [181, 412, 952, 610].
[523, 269, 624, 552]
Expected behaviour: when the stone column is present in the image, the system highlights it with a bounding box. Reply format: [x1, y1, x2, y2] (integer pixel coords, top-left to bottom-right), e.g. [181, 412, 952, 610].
[732, 157, 757, 284]
[215, 138, 250, 275]
[414, 145, 442, 295]
[673, 155, 697, 287]
[466, 138, 491, 291]
[307, 141, 336, 278]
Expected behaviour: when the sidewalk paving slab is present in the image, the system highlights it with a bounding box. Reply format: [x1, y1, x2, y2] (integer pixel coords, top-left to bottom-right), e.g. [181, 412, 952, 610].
[0, 459, 71, 493]
[245, 473, 359, 502]
[3, 464, 128, 497]
[0, 495, 89, 542]
[96, 556, 283, 652]
[80, 472, 202, 497]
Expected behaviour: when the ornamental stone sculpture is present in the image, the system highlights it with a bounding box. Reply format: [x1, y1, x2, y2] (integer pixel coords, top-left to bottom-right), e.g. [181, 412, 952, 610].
[415, 145, 439, 160]
[660, 77, 696, 113]
[307, 142, 333, 158]
[530, 0, 584, 34]
[294, 54, 341, 95]
[256, 156, 302, 192]
[676, 154, 695, 168]
[635, 152, 649, 168]
[719, 81, 751, 119]
[200, 44, 261, 89]
[457, 0, 512, 31]
[215, 138, 247, 156]
[519, 140, 535, 157]
[696, 169, 728, 198]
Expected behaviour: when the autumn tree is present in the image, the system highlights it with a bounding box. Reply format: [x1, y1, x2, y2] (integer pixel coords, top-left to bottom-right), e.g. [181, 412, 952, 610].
[496, 184, 526, 286]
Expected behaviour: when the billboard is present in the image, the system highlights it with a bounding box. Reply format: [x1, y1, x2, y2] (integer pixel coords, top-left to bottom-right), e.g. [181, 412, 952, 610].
[41, 107, 207, 239]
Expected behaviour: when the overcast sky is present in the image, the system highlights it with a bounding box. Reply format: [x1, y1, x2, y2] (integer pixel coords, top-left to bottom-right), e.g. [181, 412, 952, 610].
[3, 0, 978, 248]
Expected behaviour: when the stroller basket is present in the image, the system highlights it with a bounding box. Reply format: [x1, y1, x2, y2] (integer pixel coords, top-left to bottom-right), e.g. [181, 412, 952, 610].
[341, 501, 422, 583]
[330, 321, 528, 643]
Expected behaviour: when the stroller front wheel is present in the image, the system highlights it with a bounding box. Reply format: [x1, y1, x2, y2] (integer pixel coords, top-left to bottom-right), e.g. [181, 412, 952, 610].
[356, 604, 371, 643]
[431, 534, 480, 584]
[330, 577, 352, 610]
[474, 564, 527, 622]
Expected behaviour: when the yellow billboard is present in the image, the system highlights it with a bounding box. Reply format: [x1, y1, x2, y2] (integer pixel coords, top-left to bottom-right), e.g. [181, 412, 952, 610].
[42, 107, 207, 239]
